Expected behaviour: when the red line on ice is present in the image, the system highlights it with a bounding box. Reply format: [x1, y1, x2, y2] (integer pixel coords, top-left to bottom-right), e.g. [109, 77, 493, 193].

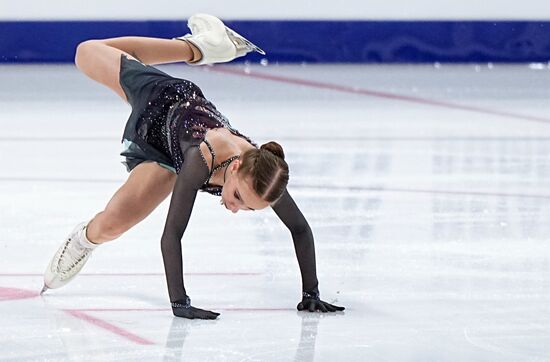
[73, 307, 294, 312]
[0, 287, 38, 301]
[63, 309, 155, 345]
[211, 66, 550, 125]
[0, 272, 261, 277]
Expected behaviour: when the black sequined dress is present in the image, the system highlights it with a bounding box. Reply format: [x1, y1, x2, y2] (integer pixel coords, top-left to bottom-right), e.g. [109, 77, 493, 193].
[119, 55, 255, 195]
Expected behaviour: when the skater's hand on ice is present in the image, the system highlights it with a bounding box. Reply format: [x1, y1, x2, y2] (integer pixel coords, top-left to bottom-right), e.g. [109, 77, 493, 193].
[171, 296, 220, 320]
[297, 291, 345, 313]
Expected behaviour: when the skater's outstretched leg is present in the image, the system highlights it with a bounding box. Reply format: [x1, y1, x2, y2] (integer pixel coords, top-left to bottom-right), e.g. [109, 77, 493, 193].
[74, 13, 265, 100]
[75, 37, 197, 100]
[42, 163, 176, 293]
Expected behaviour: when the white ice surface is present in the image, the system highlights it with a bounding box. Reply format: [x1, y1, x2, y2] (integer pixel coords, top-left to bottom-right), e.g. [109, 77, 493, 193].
[0, 62, 550, 361]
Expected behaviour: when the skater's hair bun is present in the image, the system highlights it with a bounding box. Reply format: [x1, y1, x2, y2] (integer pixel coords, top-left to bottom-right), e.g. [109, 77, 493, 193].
[260, 141, 285, 160]
[239, 141, 289, 203]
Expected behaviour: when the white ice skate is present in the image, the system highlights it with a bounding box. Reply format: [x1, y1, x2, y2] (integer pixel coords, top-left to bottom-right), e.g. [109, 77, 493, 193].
[175, 13, 266, 65]
[41, 222, 97, 294]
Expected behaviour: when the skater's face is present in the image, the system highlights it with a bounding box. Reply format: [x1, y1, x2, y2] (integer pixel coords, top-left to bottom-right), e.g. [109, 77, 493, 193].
[221, 160, 270, 213]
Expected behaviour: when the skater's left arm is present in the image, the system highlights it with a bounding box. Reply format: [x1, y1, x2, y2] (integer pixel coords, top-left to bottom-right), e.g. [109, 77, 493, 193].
[271, 189, 345, 313]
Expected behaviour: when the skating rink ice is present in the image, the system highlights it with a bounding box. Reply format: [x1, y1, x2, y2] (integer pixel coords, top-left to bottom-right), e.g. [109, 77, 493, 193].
[1, 61, 550, 361]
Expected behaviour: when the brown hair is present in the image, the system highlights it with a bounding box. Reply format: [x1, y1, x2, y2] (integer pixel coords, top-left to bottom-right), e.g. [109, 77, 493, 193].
[238, 141, 289, 203]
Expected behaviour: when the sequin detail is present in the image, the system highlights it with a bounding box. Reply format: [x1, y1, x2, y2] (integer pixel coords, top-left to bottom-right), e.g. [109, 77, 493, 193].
[118, 56, 256, 195]
[132, 81, 256, 196]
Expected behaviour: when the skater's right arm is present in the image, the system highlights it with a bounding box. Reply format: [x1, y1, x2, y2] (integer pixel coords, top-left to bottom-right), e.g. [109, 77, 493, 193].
[160, 146, 220, 319]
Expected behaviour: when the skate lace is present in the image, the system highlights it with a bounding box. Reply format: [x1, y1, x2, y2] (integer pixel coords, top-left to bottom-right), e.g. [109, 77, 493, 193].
[56, 236, 90, 277]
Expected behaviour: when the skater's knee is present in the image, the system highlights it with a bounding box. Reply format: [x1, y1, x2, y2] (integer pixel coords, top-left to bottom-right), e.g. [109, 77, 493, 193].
[75, 39, 113, 72]
[75, 40, 98, 67]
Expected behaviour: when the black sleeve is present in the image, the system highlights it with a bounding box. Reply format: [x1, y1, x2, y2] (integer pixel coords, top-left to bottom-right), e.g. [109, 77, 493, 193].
[271, 189, 319, 294]
[160, 146, 210, 302]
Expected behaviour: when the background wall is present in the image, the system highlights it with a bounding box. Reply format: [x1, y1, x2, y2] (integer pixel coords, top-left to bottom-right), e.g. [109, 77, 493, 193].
[2, 0, 550, 20]
[1, 1, 549, 63]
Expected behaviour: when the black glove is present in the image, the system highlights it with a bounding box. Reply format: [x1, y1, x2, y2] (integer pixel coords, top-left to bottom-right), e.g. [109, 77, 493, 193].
[171, 296, 220, 320]
[297, 291, 345, 313]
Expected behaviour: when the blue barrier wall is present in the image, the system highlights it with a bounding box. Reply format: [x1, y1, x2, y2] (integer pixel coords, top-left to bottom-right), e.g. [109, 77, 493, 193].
[1, 21, 550, 63]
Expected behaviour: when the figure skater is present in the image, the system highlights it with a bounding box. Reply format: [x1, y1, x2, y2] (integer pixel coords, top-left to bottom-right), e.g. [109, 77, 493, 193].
[41, 14, 345, 319]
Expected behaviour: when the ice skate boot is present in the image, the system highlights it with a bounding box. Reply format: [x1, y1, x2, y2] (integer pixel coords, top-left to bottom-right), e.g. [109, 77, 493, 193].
[175, 13, 265, 65]
[41, 222, 97, 294]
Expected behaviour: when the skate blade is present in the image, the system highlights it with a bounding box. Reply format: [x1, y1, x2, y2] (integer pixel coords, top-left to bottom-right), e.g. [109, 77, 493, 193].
[225, 27, 266, 55]
[40, 285, 49, 295]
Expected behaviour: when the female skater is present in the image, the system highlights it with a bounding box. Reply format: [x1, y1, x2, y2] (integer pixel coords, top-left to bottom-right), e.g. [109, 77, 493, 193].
[41, 14, 345, 319]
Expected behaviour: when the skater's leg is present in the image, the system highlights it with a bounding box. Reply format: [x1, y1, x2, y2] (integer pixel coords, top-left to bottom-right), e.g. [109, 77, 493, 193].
[86, 162, 177, 244]
[74, 37, 198, 100]
[74, 14, 264, 98]
[42, 136, 175, 293]
[101, 37, 200, 65]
